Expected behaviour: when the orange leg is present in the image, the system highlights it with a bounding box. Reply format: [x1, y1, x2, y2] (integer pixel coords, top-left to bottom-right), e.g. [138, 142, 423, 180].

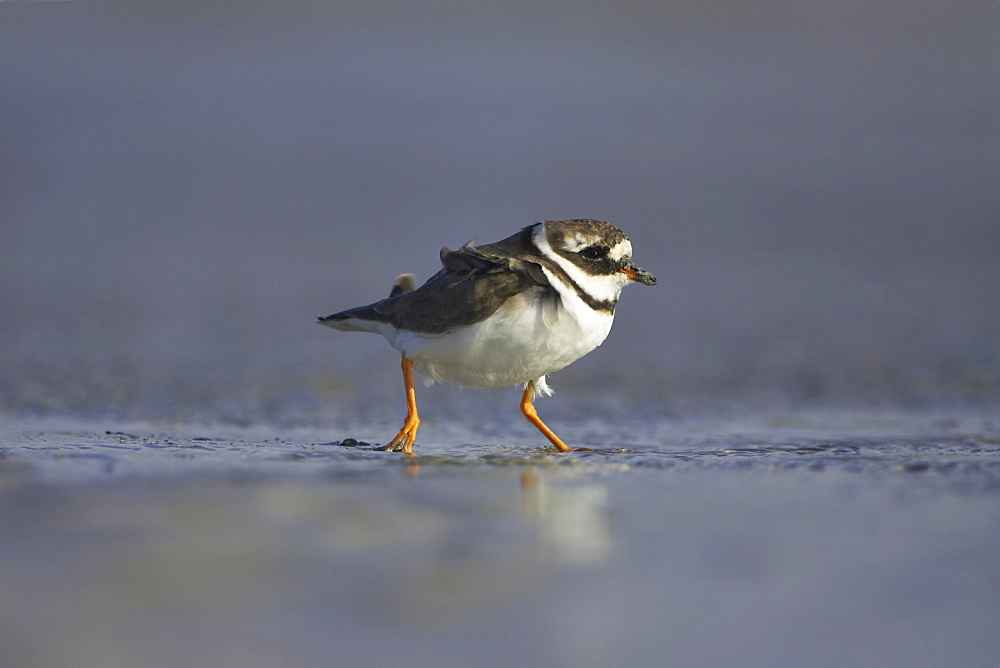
[520, 381, 571, 453]
[383, 357, 420, 454]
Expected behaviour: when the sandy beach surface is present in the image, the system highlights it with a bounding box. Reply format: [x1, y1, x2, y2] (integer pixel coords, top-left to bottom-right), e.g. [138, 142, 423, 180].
[3, 409, 998, 667]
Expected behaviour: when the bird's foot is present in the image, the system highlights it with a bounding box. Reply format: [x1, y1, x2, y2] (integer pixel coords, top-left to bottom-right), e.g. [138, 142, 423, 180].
[381, 419, 419, 454]
[539, 445, 593, 454]
[380, 440, 411, 453]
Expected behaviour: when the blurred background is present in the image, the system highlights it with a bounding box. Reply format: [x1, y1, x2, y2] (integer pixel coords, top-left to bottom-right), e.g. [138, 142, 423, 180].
[2, 0, 998, 423]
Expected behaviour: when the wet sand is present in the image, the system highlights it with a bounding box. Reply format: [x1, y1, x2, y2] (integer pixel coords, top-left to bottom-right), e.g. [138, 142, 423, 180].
[2, 410, 998, 667]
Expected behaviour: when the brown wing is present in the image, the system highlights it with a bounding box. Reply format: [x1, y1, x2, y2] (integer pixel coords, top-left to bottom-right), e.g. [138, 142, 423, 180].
[319, 241, 552, 335]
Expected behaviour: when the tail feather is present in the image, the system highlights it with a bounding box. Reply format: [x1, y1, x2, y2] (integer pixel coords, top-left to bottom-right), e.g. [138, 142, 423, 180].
[317, 310, 380, 332]
[316, 302, 377, 331]
[317, 273, 416, 333]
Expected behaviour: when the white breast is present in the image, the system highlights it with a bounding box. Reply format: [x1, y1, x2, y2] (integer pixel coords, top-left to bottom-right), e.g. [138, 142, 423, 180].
[393, 287, 614, 389]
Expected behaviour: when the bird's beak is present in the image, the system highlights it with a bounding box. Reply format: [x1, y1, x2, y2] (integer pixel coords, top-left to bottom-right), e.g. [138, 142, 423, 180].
[620, 263, 657, 286]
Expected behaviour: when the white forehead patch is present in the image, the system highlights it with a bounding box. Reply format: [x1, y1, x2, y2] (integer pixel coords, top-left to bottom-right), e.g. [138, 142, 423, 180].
[609, 239, 632, 261]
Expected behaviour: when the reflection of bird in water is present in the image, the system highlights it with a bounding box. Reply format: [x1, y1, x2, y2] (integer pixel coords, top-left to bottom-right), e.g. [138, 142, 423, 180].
[521, 467, 612, 565]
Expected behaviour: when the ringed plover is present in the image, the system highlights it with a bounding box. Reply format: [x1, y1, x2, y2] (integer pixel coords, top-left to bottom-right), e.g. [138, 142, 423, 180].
[318, 219, 656, 453]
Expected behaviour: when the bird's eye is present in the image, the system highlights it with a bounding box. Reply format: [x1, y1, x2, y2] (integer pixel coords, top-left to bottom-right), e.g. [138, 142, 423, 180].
[580, 245, 609, 260]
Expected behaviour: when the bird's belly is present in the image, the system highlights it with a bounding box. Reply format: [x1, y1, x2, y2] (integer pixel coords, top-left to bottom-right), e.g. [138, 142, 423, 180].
[396, 292, 614, 388]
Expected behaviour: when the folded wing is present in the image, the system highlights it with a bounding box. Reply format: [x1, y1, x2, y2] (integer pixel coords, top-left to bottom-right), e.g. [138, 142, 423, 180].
[318, 242, 551, 335]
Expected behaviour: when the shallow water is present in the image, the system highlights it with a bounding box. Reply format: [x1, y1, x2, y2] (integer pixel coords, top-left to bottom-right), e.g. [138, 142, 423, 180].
[2, 411, 998, 667]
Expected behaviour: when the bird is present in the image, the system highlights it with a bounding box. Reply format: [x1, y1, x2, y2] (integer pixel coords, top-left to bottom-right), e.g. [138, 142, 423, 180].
[318, 219, 657, 454]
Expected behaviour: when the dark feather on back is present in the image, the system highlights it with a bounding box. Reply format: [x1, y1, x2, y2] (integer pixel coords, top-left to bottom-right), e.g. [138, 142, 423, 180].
[318, 226, 553, 334]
